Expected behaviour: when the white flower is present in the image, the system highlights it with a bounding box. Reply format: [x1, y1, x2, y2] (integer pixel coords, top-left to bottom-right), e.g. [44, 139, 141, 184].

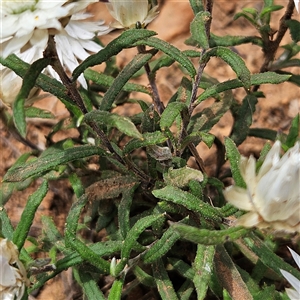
[223, 141, 300, 232]
[106, 0, 159, 29]
[0, 48, 44, 107]
[280, 247, 300, 299]
[1, 0, 71, 58]
[1, 1, 111, 101]
[0, 238, 29, 300]
[294, 0, 299, 13]
[50, 12, 111, 88]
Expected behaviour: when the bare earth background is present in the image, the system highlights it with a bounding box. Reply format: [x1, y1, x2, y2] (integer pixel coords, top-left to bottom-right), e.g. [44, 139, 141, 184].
[0, 1, 299, 299]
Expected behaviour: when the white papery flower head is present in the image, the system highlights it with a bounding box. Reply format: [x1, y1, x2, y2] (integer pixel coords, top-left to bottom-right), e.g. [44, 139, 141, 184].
[51, 12, 111, 88]
[106, 0, 159, 29]
[0, 1, 110, 102]
[294, 0, 299, 13]
[280, 247, 300, 299]
[0, 238, 29, 300]
[0, 47, 45, 107]
[223, 141, 300, 232]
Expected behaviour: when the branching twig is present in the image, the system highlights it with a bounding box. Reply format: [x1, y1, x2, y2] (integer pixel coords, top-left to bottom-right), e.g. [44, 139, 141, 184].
[44, 36, 151, 184]
[137, 45, 165, 115]
[253, 0, 295, 91]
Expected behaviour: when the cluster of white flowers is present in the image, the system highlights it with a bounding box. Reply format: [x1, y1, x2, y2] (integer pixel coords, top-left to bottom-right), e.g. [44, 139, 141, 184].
[223, 141, 300, 232]
[280, 247, 300, 299]
[0, 0, 111, 106]
[0, 238, 29, 300]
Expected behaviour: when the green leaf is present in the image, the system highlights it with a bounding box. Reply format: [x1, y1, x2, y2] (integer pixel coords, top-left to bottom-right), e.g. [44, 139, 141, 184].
[209, 34, 263, 48]
[248, 128, 277, 140]
[108, 278, 124, 300]
[285, 114, 299, 148]
[181, 132, 215, 150]
[260, 5, 283, 19]
[84, 110, 143, 139]
[194, 245, 215, 300]
[160, 102, 188, 130]
[0, 55, 82, 118]
[4, 145, 107, 182]
[73, 268, 106, 300]
[189, 0, 204, 14]
[224, 137, 247, 189]
[191, 90, 232, 132]
[190, 11, 211, 49]
[163, 166, 203, 188]
[286, 19, 300, 43]
[100, 51, 155, 111]
[153, 186, 222, 222]
[196, 72, 290, 104]
[142, 227, 181, 264]
[72, 28, 157, 80]
[118, 186, 137, 239]
[84, 69, 151, 95]
[65, 195, 110, 273]
[133, 266, 155, 287]
[123, 131, 168, 154]
[134, 37, 196, 77]
[230, 94, 258, 145]
[243, 233, 300, 281]
[114, 214, 165, 276]
[13, 180, 48, 250]
[151, 55, 175, 73]
[12, 57, 51, 137]
[24, 107, 54, 119]
[171, 223, 249, 245]
[202, 47, 251, 89]
[152, 259, 179, 300]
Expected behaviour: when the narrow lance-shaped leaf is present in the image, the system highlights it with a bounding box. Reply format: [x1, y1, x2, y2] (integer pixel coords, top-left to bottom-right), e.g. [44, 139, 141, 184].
[224, 137, 247, 189]
[134, 37, 196, 77]
[13, 57, 51, 137]
[171, 222, 249, 245]
[242, 233, 300, 280]
[4, 145, 107, 182]
[193, 245, 215, 300]
[230, 94, 258, 146]
[190, 11, 211, 49]
[160, 102, 188, 130]
[142, 226, 181, 264]
[100, 51, 155, 111]
[108, 275, 125, 300]
[72, 29, 157, 80]
[24, 107, 54, 119]
[189, 0, 205, 14]
[84, 110, 143, 139]
[153, 186, 222, 222]
[84, 69, 151, 95]
[285, 114, 299, 149]
[123, 131, 168, 155]
[113, 214, 165, 276]
[73, 268, 106, 300]
[152, 258, 179, 300]
[202, 47, 251, 89]
[65, 195, 110, 273]
[196, 72, 290, 104]
[13, 180, 48, 250]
